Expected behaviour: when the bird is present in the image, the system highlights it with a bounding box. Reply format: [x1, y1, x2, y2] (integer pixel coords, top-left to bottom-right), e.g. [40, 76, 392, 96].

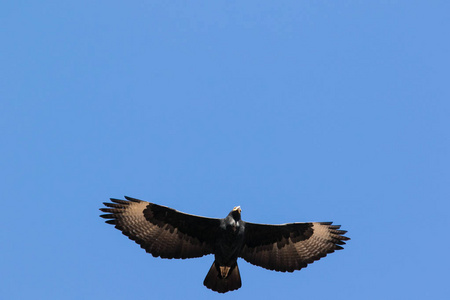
[99, 196, 350, 293]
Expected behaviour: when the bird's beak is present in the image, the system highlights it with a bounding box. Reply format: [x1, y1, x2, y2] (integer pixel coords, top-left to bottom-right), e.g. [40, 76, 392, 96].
[233, 206, 241, 214]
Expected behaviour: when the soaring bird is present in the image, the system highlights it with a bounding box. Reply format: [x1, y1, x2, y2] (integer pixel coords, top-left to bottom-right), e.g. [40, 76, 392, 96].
[100, 196, 350, 293]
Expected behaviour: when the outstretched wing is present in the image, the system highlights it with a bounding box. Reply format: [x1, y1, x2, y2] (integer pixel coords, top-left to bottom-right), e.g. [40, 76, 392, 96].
[100, 196, 220, 259]
[239, 222, 349, 272]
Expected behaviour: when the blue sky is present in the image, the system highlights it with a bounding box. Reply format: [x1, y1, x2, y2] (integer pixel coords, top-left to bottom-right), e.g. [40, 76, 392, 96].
[2, 1, 449, 299]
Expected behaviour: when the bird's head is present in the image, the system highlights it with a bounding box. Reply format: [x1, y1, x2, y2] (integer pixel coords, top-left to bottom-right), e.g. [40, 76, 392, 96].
[228, 206, 242, 222]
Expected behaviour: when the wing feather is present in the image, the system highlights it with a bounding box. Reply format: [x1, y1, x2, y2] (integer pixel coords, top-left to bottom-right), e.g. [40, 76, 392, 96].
[239, 222, 349, 272]
[100, 196, 220, 259]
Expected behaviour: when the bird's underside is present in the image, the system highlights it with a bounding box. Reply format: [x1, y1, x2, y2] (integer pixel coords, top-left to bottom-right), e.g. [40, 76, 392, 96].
[100, 196, 350, 293]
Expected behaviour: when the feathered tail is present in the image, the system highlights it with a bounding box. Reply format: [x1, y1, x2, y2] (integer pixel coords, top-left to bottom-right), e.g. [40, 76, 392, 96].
[203, 261, 241, 293]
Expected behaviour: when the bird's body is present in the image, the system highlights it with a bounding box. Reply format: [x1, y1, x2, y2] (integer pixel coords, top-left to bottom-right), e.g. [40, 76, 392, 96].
[204, 207, 245, 292]
[216, 207, 245, 265]
[100, 196, 349, 293]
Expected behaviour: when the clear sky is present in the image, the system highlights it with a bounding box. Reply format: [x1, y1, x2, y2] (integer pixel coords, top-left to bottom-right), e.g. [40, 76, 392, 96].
[2, 1, 449, 299]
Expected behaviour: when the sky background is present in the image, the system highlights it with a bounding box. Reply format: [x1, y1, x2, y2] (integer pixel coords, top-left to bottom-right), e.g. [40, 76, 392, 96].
[1, 1, 449, 299]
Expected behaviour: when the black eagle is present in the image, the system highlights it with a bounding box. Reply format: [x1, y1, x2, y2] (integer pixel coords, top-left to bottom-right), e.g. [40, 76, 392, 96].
[100, 196, 350, 293]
